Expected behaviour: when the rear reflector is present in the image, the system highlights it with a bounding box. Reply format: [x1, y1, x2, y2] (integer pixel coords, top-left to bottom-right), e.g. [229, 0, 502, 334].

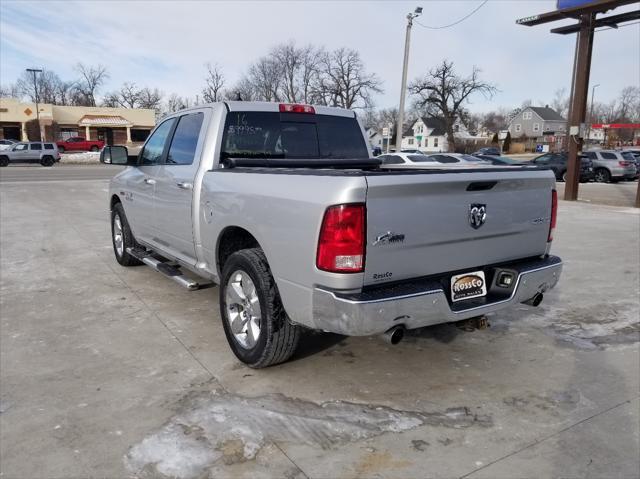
[548, 189, 557, 242]
[279, 103, 315, 114]
[317, 204, 365, 273]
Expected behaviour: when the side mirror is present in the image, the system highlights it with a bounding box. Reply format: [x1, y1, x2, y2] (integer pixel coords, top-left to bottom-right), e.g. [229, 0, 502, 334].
[100, 146, 135, 165]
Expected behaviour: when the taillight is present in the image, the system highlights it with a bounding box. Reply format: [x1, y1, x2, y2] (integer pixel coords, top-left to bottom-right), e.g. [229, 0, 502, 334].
[548, 190, 558, 242]
[619, 160, 629, 167]
[279, 103, 315, 114]
[316, 204, 365, 273]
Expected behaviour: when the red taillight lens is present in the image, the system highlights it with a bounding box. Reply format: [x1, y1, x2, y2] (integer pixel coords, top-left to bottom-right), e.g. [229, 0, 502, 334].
[548, 189, 558, 242]
[279, 103, 315, 114]
[317, 204, 365, 273]
[619, 160, 630, 167]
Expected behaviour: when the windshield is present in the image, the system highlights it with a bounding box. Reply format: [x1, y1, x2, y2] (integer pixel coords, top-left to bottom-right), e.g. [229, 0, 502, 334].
[221, 112, 369, 161]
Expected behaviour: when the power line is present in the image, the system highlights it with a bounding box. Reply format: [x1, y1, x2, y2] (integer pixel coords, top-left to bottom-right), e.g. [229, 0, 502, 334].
[414, 1, 488, 30]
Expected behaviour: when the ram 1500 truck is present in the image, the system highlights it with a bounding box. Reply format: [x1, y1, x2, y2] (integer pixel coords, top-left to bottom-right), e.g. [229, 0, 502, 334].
[102, 101, 562, 368]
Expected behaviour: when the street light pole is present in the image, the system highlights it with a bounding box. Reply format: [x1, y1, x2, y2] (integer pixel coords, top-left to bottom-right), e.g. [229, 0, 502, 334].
[26, 68, 43, 141]
[587, 83, 600, 145]
[395, 6, 422, 153]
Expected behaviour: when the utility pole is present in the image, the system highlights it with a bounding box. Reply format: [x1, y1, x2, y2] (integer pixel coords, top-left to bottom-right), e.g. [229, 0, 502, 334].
[395, 6, 422, 153]
[26, 68, 43, 141]
[586, 83, 600, 146]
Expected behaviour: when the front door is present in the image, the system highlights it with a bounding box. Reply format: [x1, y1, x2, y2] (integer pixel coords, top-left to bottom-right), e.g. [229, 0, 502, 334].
[122, 118, 176, 245]
[153, 111, 205, 263]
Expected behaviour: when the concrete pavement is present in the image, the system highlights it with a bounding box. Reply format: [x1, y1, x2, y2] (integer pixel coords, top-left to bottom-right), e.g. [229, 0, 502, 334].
[1, 172, 638, 478]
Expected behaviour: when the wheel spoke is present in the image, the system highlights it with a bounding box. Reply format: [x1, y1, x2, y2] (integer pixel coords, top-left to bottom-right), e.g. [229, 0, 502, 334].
[246, 318, 260, 347]
[229, 309, 248, 334]
[227, 279, 246, 305]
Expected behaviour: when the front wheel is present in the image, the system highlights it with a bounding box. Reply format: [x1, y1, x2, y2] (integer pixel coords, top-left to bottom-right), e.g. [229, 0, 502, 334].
[594, 168, 610, 183]
[111, 203, 143, 266]
[220, 248, 300, 368]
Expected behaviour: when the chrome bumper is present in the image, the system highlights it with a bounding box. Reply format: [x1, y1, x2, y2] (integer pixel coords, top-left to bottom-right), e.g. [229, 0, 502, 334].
[312, 256, 562, 336]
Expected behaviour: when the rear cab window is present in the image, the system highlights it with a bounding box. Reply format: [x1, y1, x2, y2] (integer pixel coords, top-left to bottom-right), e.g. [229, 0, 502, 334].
[44, 144, 55, 150]
[220, 111, 369, 163]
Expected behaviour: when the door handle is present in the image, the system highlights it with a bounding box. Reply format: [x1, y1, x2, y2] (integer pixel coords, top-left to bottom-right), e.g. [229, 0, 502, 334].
[176, 182, 193, 190]
[144, 178, 156, 185]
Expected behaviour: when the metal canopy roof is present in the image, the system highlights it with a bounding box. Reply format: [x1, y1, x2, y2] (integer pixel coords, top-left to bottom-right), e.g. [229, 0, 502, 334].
[516, 0, 638, 26]
[550, 9, 640, 33]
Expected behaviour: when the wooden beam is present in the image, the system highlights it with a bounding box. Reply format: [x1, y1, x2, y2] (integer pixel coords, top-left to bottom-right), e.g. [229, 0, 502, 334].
[516, 0, 638, 26]
[551, 9, 640, 34]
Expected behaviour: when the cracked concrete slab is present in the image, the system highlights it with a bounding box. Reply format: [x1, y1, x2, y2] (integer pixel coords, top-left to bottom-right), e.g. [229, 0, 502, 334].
[1, 171, 638, 478]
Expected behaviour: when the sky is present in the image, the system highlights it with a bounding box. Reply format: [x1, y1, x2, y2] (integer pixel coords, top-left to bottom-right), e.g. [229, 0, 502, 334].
[1, 0, 638, 113]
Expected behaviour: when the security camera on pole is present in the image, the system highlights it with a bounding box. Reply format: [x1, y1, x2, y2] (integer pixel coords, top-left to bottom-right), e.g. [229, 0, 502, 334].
[395, 6, 422, 153]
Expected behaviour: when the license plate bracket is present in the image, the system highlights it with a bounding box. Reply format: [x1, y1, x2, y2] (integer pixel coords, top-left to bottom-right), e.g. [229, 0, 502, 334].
[450, 270, 487, 302]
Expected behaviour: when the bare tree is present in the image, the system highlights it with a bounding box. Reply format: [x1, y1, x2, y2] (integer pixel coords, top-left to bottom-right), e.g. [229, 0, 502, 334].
[74, 63, 109, 106]
[617, 86, 640, 121]
[480, 110, 508, 134]
[0, 83, 20, 98]
[316, 48, 382, 109]
[138, 87, 163, 110]
[202, 63, 225, 103]
[410, 60, 497, 151]
[247, 56, 282, 102]
[551, 88, 569, 118]
[16, 69, 63, 104]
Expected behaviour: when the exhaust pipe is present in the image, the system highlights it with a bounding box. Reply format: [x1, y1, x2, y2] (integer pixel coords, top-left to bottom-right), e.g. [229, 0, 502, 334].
[382, 325, 405, 345]
[523, 293, 544, 307]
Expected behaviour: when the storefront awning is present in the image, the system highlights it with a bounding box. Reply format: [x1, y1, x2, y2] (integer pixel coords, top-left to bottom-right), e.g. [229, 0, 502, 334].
[78, 115, 132, 127]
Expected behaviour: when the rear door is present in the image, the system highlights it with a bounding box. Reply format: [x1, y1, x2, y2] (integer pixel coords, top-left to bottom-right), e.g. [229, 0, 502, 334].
[363, 170, 555, 286]
[153, 111, 206, 263]
[28, 143, 43, 161]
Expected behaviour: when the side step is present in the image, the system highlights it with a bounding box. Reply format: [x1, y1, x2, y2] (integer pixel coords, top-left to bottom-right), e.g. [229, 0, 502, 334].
[127, 247, 205, 291]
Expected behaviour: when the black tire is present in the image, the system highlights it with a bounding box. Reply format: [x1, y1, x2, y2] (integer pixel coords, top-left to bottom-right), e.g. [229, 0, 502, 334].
[594, 168, 610, 183]
[90, 145, 99, 152]
[58, 146, 65, 153]
[111, 203, 143, 266]
[220, 248, 300, 368]
[0, 156, 8, 167]
[561, 170, 568, 182]
[41, 156, 55, 167]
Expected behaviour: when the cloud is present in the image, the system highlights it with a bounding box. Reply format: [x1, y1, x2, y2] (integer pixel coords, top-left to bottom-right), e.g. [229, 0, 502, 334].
[1, 0, 638, 112]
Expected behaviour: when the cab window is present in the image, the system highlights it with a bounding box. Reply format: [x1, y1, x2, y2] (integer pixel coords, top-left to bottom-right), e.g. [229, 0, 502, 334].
[140, 119, 176, 166]
[30, 143, 42, 150]
[13, 143, 28, 151]
[166, 113, 204, 166]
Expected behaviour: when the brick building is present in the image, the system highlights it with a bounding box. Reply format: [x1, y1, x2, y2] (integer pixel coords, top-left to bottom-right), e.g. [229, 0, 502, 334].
[0, 98, 155, 145]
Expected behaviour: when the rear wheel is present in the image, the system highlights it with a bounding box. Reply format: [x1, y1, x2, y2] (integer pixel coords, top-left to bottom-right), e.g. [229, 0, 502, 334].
[58, 146, 65, 153]
[0, 156, 8, 167]
[594, 168, 610, 183]
[220, 248, 300, 368]
[111, 203, 143, 266]
[41, 156, 55, 167]
[90, 145, 99, 152]
[561, 171, 568, 182]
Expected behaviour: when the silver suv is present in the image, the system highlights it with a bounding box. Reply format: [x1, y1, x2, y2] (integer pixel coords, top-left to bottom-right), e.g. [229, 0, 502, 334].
[582, 150, 637, 183]
[0, 142, 61, 167]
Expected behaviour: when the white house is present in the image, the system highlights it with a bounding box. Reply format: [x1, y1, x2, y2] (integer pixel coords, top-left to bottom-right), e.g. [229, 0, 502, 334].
[365, 128, 384, 151]
[400, 117, 473, 153]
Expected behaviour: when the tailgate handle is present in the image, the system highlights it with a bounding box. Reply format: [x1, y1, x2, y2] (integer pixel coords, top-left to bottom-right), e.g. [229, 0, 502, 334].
[467, 181, 497, 191]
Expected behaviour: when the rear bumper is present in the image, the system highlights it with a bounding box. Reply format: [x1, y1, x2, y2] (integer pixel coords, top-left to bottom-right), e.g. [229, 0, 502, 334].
[312, 255, 562, 336]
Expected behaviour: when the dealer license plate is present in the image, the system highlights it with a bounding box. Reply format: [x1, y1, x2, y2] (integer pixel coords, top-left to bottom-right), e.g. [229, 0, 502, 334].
[450, 270, 487, 302]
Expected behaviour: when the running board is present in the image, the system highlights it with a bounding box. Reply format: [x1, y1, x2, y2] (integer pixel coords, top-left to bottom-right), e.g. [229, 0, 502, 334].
[127, 247, 204, 291]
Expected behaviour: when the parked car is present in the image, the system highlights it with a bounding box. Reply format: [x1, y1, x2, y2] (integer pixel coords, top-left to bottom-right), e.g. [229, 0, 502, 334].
[0, 139, 17, 151]
[473, 147, 501, 156]
[56, 137, 104, 153]
[474, 154, 527, 166]
[400, 149, 426, 154]
[531, 152, 594, 182]
[100, 101, 562, 368]
[620, 151, 640, 179]
[582, 150, 636, 183]
[0, 142, 61, 166]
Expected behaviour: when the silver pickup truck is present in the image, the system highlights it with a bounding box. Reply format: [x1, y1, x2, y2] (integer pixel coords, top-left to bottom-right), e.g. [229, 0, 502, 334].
[102, 101, 562, 368]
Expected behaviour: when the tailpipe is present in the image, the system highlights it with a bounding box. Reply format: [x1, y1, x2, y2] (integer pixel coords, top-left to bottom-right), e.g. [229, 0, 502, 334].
[523, 293, 544, 307]
[382, 325, 405, 345]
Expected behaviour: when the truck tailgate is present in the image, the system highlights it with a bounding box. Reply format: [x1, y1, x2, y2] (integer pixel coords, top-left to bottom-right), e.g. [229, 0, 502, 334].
[363, 169, 555, 286]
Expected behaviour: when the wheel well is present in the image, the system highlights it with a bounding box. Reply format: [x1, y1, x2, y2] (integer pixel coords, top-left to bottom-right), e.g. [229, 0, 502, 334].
[110, 195, 121, 210]
[217, 227, 260, 272]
